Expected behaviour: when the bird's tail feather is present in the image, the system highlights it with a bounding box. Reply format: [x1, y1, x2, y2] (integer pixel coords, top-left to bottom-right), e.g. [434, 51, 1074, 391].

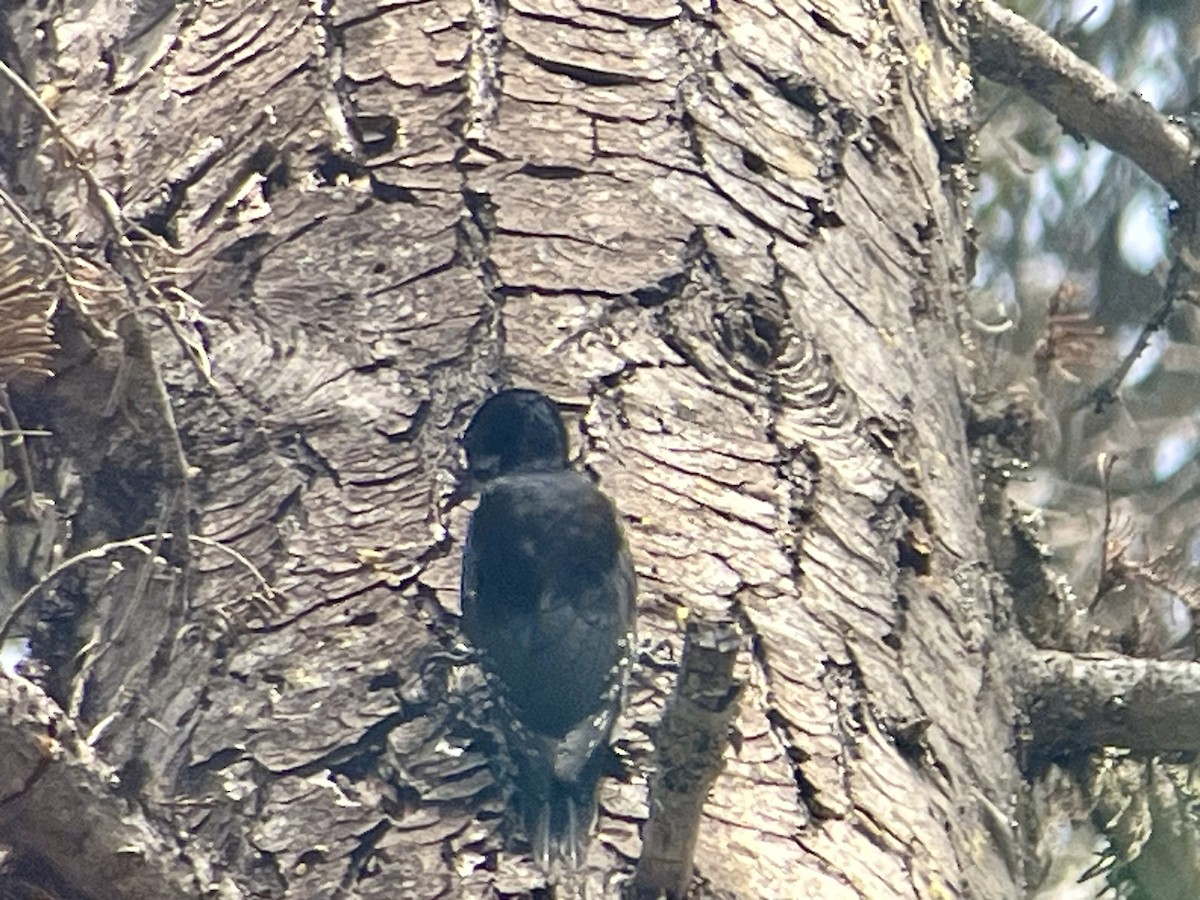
[527, 778, 597, 870]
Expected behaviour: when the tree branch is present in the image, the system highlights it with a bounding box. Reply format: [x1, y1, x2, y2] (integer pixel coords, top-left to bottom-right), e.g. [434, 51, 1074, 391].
[632, 618, 742, 900]
[967, 0, 1200, 207]
[1019, 647, 1200, 755]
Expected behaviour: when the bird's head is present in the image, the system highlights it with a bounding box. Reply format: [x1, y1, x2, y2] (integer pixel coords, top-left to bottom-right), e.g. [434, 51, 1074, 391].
[462, 388, 570, 481]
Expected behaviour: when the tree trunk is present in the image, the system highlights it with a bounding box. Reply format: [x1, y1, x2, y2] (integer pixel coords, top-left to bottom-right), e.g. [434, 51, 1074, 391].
[0, 0, 1023, 897]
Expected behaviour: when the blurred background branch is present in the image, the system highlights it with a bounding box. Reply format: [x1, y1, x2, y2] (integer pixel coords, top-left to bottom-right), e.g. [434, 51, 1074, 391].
[969, 0, 1199, 207]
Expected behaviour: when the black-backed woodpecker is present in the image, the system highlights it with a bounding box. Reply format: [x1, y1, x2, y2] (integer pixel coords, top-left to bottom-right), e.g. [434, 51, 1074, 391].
[460, 388, 636, 868]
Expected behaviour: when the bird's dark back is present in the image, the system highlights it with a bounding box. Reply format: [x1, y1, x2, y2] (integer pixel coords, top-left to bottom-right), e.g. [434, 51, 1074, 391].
[463, 469, 634, 738]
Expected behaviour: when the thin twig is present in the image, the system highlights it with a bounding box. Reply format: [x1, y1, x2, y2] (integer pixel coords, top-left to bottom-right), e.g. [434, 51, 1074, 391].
[0, 77, 200, 618]
[1089, 452, 1118, 612]
[0, 183, 74, 275]
[0, 59, 133, 250]
[0, 57, 203, 506]
[1083, 253, 1193, 412]
[0, 531, 283, 646]
[0, 389, 39, 516]
[83, 499, 175, 681]
[0, 183, 121, 345]
[147, 293, 216, 388]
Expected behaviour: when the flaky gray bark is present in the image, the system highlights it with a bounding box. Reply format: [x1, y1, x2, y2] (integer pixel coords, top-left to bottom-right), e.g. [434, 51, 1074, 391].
[0, 0, 1032, 897]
